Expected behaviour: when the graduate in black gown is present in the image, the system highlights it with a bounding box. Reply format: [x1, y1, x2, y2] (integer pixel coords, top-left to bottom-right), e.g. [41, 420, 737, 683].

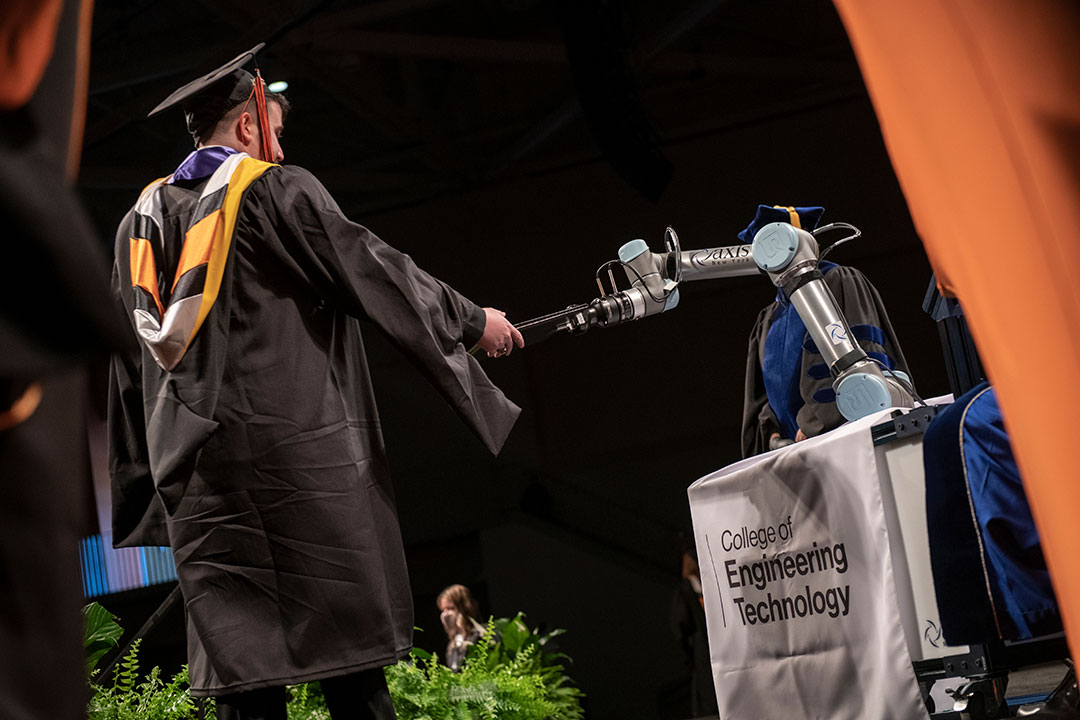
[108, 45, 523, 719]
[739, 205, 910, 458]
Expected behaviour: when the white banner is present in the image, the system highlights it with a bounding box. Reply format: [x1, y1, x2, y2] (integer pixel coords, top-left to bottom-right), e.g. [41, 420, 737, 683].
[688, 411, 928, 720]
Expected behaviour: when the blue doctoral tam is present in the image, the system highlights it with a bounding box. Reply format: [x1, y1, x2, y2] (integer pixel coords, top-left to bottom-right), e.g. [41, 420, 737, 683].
[737, 205, 825, 244]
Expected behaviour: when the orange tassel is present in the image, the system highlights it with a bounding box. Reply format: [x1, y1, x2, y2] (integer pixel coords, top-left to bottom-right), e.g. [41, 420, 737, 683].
[253, 68, 272, 161]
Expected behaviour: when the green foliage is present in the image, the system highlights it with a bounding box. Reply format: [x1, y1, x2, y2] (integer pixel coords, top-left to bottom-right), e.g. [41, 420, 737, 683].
[286, 681, 331, 720]
[82, 602, 581, 720]
[87, 639, 206, 720]
[381, 614, 584, 720]
[83, 602, 124, 674]
[479, 614, 584, 720]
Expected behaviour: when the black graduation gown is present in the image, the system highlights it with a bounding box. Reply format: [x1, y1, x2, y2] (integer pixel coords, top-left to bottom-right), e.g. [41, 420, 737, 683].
[740, 265, 909, 458]
[108, 164, 520, 696]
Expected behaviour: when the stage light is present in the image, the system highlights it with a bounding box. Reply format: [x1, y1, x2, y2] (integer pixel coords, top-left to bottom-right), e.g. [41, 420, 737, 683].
[267, 81, 289, 93]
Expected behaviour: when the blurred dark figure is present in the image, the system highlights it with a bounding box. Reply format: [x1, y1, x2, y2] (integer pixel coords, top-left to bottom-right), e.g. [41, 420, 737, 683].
[671, 546, 718, 718]
[0, 1, 129, 718]
[437, 584, 484, 672]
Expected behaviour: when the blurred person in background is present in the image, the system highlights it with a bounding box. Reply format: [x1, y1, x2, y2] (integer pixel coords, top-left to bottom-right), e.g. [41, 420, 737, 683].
[438, 584, 485, 672]
[671, 544, 717, 718]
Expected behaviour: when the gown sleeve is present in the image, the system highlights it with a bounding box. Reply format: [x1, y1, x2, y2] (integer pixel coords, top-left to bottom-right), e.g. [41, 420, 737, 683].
[741, 304, 781, 458]
[246, 166, 520, 455]
[107, 227, 169, 547]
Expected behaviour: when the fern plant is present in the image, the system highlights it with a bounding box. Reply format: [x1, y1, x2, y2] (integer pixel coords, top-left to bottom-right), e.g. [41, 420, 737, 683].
[83, 602, 582, 720]
[87, 639, 204, 720]
[286, 681, 332, 720]
[382, 615, 584, 720]
[473, 613, 585, 720]
[84, 602, 207, 720]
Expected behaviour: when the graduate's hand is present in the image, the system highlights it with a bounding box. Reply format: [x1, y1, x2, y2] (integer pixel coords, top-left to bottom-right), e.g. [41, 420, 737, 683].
[478, 308, 524, 358]
[795, 428, 808, 442]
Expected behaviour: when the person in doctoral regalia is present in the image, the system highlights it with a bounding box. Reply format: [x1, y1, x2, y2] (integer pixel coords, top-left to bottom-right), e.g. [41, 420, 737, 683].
[107, 44, 523, 720]
[740, 204, 910, 457]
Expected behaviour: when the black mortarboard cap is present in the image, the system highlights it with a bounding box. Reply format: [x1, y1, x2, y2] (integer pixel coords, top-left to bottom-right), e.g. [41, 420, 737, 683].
[147, 43, 264, 144]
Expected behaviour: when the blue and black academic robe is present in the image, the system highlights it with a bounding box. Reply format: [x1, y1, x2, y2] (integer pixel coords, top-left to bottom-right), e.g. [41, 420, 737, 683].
[741, 263, 909, 457]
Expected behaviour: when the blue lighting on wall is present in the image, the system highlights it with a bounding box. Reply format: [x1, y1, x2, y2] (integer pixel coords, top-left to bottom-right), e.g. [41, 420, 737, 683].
[79, 535, 177, 598]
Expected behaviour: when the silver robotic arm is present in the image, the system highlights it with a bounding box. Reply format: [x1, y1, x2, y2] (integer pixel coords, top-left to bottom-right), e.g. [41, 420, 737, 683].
[520, 222, 915, 423]
[746, 222, 915, 422]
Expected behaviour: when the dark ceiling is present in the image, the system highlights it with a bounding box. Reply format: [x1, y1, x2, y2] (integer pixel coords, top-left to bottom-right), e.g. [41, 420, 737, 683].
[79, 0, 866, 225]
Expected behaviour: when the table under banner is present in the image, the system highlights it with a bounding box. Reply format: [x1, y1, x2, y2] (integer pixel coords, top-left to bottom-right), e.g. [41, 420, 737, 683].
[688, 408, 936, 720]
